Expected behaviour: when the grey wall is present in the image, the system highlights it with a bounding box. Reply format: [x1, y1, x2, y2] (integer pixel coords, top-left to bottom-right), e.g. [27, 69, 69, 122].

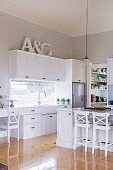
[0, 11, 72, 100]
[72, 31, 113, 63]
[1, 10, 113, 101]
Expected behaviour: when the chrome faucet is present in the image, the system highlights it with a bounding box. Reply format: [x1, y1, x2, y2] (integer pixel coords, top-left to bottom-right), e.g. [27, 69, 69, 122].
[38, 90, 47, 105]
[42, 91, 46, 98]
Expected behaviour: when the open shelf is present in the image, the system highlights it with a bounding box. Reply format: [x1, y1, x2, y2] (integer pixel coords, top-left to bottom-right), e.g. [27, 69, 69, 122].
[90, 65, 108, 107]
[92, 72, 107, 76]
[91, 102, 107, 104]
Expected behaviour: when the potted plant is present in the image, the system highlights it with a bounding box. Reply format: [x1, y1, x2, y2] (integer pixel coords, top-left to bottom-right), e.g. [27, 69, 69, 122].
[60, 98, 65, 104]
[65, 98, 71, 104]
[57, 98, 60, 104]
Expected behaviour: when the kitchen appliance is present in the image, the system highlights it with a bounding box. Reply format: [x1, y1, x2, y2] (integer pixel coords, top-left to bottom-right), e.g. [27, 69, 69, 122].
[72, 82, 85, 108]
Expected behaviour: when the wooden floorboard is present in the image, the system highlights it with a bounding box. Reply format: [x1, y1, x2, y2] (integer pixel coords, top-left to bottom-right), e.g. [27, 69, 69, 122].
[0, 134, 113, 169]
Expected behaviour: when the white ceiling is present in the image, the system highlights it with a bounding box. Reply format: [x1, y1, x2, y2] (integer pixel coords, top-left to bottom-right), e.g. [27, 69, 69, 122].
[0, 0, 113, 37]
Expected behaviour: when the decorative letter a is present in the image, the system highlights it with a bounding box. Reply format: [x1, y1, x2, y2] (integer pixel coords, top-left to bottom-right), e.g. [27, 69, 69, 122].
[21, 37, 34, 52]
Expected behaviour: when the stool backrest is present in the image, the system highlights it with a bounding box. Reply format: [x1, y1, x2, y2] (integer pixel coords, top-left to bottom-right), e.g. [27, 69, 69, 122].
[8, 109, 20, 127]
[93, 112, 109, 127]
[74, 110, 90, 124]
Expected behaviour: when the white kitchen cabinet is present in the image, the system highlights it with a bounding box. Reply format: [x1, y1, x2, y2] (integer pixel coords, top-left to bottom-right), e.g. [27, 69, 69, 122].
[41, 113, 57, 135]
[41, 114, 51, 135]
[56, 59, 65, 82]
[56, 109, 73, 149]
[72, 60, 85, 83]
[19, 108, 42, 139]
[42, 56, 65, 82]
[10, 50, 27, 79]
[107, 59, 113, 85]
[9, 50, 65, 82]
[23, 122, 41, 139]
[50, 113, 57, 133]
[42, 56, 57, 81]
[10, 50, 43, 80]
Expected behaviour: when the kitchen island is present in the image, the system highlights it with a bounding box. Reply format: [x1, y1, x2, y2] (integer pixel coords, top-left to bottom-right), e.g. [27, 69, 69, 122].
[56, 108, 113, 152]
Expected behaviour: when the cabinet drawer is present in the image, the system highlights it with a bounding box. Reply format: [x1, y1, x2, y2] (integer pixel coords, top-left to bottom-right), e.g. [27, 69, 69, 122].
[23, 122, 41, 139]
[23, 113, 41, 124]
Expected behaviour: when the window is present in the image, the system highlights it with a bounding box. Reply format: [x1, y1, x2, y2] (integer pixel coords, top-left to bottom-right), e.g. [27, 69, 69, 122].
[10, 80, 56, 107]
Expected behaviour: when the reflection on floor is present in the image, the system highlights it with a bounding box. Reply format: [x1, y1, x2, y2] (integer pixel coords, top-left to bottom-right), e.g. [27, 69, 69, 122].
[0, 163, 8, 170]
[0, 133, 113, 169]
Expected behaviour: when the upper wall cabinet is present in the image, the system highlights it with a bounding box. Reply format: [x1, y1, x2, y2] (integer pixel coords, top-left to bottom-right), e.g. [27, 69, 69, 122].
[9, 50, 65, 82]
[107, 59, 113, 85]
[10, 50, 43, 80]
[72, 59, 85, 83]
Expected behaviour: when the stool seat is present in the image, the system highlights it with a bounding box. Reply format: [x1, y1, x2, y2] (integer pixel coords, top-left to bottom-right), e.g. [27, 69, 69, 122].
[92, 112, 113, 157]
[73, 110, 92, 153]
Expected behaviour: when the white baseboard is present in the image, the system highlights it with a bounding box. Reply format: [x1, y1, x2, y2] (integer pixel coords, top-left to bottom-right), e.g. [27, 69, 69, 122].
[56, 139, 73, 149]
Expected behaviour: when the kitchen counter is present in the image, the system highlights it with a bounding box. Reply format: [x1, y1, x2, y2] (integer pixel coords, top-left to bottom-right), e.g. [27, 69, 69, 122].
[56, 108, 113, 151]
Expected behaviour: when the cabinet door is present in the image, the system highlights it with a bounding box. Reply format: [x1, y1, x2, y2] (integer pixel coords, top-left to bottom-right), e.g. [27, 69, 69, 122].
[41, 114, 51, 135]
[16, 53, 28, 79]
[27, 54, 37, 79]
[56, 59, 65, 82]
[36, 55, 43, 80]
[50, 113, 57, 133]
[42, 57, 57, 81]
[72, 60, 85, 83]
[108, 60, 113, 85]
[57, 110, 72, 141]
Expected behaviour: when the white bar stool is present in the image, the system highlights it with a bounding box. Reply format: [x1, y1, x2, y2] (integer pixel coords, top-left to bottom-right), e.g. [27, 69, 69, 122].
[0, 108, 20, 143]
[73, 110, 92, 153]
[92, 112, 113, 157]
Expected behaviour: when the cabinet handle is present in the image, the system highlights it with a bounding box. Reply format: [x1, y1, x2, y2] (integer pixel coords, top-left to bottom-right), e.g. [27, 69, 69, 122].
[49, 116, 52, 117]
[25, 76, 29, 78]
[78, 80, 81, 82]
[69, 113, 71, 115]
[30, 127, 35, 129]
[57, 79, 60, 81]
[43, 78, 46, 80]
[31, 109, 35, 112]
[31, 118, 35, 120]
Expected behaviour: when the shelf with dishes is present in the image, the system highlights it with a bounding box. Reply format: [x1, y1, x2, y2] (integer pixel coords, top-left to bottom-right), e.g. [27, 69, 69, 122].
[91, 83, 107, 91]
[91, 72, 107, 76]
[91, 68, 107, 76]
[91, 94, 107, 104]
[89, 65, 108, 107]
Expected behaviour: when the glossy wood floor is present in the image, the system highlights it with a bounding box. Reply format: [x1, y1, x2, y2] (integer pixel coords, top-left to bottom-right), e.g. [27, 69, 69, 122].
[1, 134, 113, 170]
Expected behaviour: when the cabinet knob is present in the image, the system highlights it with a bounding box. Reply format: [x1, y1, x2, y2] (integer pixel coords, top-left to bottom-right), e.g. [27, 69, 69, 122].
[31, 109, 35, 112]
[78, 80, 81, 82]
[25, 76, 29, 78]
[31, 118, 35, 120]
[43, 78, 46, 80]
[69, 113, 71, 115]
[30, 127, 35, 129]
[57, 79, 60, 81]
[49, 116, 52, 117]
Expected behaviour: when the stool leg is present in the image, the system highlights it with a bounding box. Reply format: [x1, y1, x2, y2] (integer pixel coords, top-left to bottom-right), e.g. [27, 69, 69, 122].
[105, 129, 108, 157]
[17, 128, 19, 142]
[85, 127, 88, 153]
[74, 125, 77, 150]
[7, 128, 10, 144]
[92, 127, 96, 155]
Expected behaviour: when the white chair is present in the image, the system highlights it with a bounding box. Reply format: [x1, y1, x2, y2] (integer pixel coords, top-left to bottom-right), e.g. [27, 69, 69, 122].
[0, 108, 20, 143]
[92, 112, 113, 157]
[73, 110, 92, 153]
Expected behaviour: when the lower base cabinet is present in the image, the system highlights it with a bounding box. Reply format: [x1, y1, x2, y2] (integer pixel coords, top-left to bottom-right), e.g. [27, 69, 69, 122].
[41, 113, 57, 135]
[56, 110, 73, 149]
[19, 112, 57, 139]
[21, 122, 42, 139]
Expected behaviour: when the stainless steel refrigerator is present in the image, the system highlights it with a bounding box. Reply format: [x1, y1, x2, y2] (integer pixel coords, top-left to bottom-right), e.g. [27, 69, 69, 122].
[72, 82, 85, 108]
